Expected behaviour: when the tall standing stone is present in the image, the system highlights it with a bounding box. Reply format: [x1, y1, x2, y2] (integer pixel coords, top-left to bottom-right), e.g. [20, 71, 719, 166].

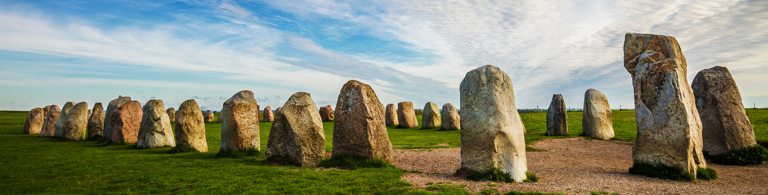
[319, 105, 334, 121]
[167, 107, 176, 122]
[110, 101, 142, 143]
[63, 102, 89, 141]
[692, 66, 756, 155]
[397, 101, 418, 128]
[175, 99, 208, 152]
[87, 103, 105, 139]
[460, 65, 527, 182]
[40, 105, 61, 137]
[385, 103, 398, 126]
[332, 80, 393, 161]
[624, 33, 706, 177]
[217, 105, 226, 123]
[54, 102, 76, 138]
[103, 96, 132, 141]
[546, 94, 568, 136]
[263, 106, 274, 122]
[204, 110, 214, 123]
[582, 89, 614, 140]
[23, 107, 45, 134]
[137, 100, 176, 148]
[266, 92, 326, 166]
[220, 90, 260, 152]
[422, 102, 441, 129]
[441, 103, 460, 130]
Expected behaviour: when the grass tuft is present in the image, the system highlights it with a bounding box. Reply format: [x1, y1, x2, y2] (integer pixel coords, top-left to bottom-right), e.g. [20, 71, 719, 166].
[167, 146, 200, 154]
[709, 145, 768, 165]
[628, 161, 695, 181]
[215, 148, 262, 158]
[466, 167, 515, 183]
[316, 155, 394, 170]
[696, 167, 717, 181]
[523, 171, 539, 183]
[480, 188, 499, 195]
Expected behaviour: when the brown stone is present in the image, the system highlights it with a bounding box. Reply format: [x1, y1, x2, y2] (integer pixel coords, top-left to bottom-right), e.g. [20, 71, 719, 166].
[266, 92, 326, 166]
[110, 101, 142, 143]
[137, 100, 176, 148]
[87, 103, 105, 139]
[103, 96, 132, 141]
[546, 94, 568, 136]
[441, 103, 460, 130]
[397, 101, 418, 128]
[422, 102, 441, 129]
[582, 89, 614, 140]
[23, 107, 45, 134]
[42, 105, 51, 118]
[624, 33, 706, 177]
[63, 102, 89, 141]
[319, 105, 334, 122]
[167, 107, 176, 122]
[54, 102, 76, 138]
[385, 103, 398, 126]
[40, 105, 60, 137]
[263, 106, 274, 122]
[220, 90, 260, 152]
[175, 99, 208, 152]
[204, 110, 214, 122]
[332, 80, 393, 161]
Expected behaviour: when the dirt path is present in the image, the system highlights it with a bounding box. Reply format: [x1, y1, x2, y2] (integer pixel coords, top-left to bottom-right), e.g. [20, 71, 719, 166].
[394, 137, 768, 194]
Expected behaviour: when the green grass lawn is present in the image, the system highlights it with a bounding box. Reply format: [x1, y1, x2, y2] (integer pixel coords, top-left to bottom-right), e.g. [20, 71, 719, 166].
[2, 109, 767, 194]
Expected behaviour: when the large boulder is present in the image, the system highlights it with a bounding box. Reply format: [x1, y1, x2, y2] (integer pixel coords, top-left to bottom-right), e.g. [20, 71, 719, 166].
[624, 33, 706, 176]
[23, 107, 45, 134]
[110, 101, 142, 143]
[217, 105, 226, 123]
[167, 107, 175, 122]
[397, 101, 418, 128]
[62, 102, 89, 141]
[54, 102, 76, 138]
[103, 96, 132, 141]
[266, 92, 326, 166]
[42, 105, 51, 118]
[582, 89, 614, 140]
[137, 100, 176, 148]
[40, 105, 61, 137]
[546, 94, 568, 136]
[460, 65, 527, 182]
[87, 103, 105, 139]
[204, 110, 214, 123]
[692, 66, 756, 155]
[175, 99, 208, 152]
[263, 106, 274, 122]
[441, 103, 460, 130]
[319, 105, 334, 121]
[220, 90, 260, 152]
[385, 103, 398, 126]
[332, 80, 393, 161]
[422, 102, 441, 129]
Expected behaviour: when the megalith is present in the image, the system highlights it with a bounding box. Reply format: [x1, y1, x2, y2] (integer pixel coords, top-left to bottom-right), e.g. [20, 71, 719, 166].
[397, 101, 418, 128]
[332, 80, 393, 161]
[40, 105, 61, 137]
[266, 92, 326, 166]
[263, 106, 274, 122]
[137, 100, 176, 148]
[582, 89, 614, 140]
[103, 96, 132, 141]
[87, 103, 105, 139]
[319, 105, 334, 121]
[167, 107, 176, 122]
[204, 110, 214, 123]
[441, 103, 460, 130]
[175, 99, 208, 152]
[63, 102, 89, 141]
[110, 101, 142, 143]
[385, 103, 398, 126]
[422, 102, 441, 129]
[546, 94, 568, 136]
[54, 102, 76, 138]
[23, 107, 45, 134]
[220, 90, 260, 152]
[217, 105, 226, 123]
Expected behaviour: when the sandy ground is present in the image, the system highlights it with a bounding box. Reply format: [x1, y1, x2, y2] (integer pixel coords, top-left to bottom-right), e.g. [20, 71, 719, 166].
[393, 138, 768, 195]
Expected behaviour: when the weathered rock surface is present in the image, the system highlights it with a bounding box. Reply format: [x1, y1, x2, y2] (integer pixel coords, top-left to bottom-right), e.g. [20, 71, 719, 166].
[62, 102, 89, 141]
[220, 90, 260, 152]
[441, 103, 460, 130]
[54, 102, 76, 138]
[87, 109, 92, 121]
[40, 105, 61, 137]
[167, 107, 175, 122]
[546, 94, 568, 136]
[275, 107, 282, 115]
[422, 102, 441, 129]
[137, 100, 176, 148]
[385, 103, 398, 126]
[624, 33, 706, 176]
[319, 105, 334, 121]
[204, 110, 214, 123]
[110, 101, 142, 143]
[256, 104, 261, 121]
[175, 99, 208, 152]
[460, 65, 527, 182]
[397, 101, 418, 128]
[43, 105, 51, 118]
[692, 66, 756, 155]
[266, 92, 326, 166]
[263, 106, 274, 122]
[582, 89, 614, 140]
[332, 80, 393, 161]
[87, 103, 105, 139]
[23, 107, 45, 134]
[103, 96, 132, 141]
[217, 106, 226, 123]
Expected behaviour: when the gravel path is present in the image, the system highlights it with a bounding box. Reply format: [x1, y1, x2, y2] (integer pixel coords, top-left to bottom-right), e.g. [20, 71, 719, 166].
[394, 137, 768, 194]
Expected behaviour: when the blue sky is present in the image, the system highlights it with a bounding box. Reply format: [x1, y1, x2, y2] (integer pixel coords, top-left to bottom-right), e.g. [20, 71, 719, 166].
[1, 0, 767, 111]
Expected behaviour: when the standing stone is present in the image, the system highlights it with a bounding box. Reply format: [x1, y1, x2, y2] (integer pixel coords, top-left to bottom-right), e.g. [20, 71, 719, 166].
[220, 90, 260, 152]
[63, 102, 89, 141]
[256, 104, 261, 121]
[441, 103, 460, 130]
[43, 105, 51, 118]
[422, 102, 441, 129]
[103, 96, 132, 141]
[460, 65, 527, 182]
[54, 102, 76, 138]
[87, 109, 92, 121]
[692, 66, 756, 155]
[546, 94, 568, 136]
[385, 104, 398, 126]
[204, 110, 214, 122]
[137, 100, 176, 148]
[319, 105, 334, 122]
[110, 101, 142, 143]
[582, 89, 614, 140]
[624, 33, 706, 176]
[40, 105, 61, 137]
[332, 80, 393, 161]
[263, 106, 274, 122]
[266, 92, 326, 166]
[167, 107, 176, 122]
[23, 107, 45, 134]
[397, 101, 418, 128]
[87, 103, 105, 139]
[175, 99, 208, 152]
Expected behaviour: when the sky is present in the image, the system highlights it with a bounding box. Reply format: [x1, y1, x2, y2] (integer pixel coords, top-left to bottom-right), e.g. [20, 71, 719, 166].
[0, 0, 766, 111]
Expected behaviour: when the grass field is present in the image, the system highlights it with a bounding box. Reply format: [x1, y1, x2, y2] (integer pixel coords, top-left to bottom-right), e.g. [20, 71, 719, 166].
[1, 109, 767, 194]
